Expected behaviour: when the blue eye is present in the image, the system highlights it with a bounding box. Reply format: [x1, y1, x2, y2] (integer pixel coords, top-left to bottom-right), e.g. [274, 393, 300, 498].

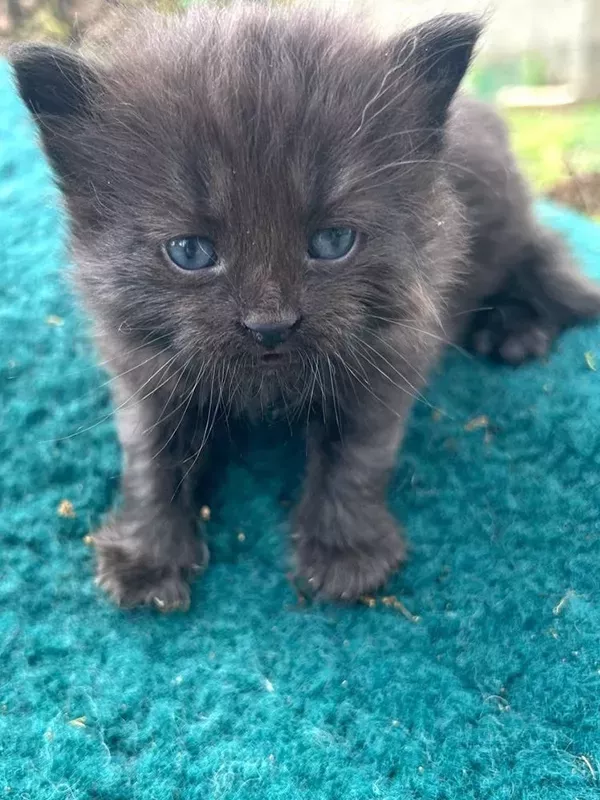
[164, 236, 217, 270]
[308, 227, 357, 260]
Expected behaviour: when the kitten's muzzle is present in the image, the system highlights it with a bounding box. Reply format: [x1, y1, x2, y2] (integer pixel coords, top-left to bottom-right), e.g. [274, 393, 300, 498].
[242, 314, 301, 349]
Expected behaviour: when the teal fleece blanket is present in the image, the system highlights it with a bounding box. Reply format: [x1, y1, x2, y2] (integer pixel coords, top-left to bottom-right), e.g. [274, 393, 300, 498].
[1, 59, 600, 799]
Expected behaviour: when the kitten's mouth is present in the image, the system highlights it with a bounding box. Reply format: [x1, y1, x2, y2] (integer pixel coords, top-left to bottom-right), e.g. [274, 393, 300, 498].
[259, 352, 286, 366]
[247, 350, 298, 370]
[254, 350, 301, 370]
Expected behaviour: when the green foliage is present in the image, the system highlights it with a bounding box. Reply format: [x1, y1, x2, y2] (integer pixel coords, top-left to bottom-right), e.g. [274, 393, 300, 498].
[519, 52, 550, 87]
[465, 53, 551, 102]
[505, 104, 600, 192]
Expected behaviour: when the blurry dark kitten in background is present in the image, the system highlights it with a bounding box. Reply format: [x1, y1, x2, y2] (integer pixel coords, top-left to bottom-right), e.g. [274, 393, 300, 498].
[11, 5, 600, 610]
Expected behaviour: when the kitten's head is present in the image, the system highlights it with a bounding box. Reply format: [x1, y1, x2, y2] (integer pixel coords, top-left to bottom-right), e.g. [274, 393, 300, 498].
[11, 5, 479, 402]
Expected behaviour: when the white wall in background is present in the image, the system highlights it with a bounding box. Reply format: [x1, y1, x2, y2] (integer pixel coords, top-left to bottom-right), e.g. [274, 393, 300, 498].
[337, 0, 596, 85]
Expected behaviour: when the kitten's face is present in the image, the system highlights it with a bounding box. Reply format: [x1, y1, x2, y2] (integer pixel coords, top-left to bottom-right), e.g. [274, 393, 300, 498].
[12, 7, 478, 404]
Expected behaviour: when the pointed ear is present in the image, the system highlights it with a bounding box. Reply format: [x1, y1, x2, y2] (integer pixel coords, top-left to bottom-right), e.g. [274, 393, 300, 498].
[399, 13, 482, 125]
[9, 43, 102, 192]
[10, 43, 98, 119]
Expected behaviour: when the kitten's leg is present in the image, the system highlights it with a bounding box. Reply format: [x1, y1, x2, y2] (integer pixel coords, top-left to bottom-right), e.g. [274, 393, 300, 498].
[469, 226, 600, 365]
[94, 388, 210, 611]
[293, 386, 416, 601]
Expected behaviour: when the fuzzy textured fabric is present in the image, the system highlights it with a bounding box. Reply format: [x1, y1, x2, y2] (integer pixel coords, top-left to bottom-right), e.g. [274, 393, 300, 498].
[1, 58, 600, 800]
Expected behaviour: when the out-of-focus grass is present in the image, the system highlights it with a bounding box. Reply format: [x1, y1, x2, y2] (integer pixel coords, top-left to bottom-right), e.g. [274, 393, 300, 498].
[503, 104, 600, 193]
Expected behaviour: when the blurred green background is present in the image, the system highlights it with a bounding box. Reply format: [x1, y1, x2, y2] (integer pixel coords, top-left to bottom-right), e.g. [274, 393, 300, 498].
[1, 0, 599, 218]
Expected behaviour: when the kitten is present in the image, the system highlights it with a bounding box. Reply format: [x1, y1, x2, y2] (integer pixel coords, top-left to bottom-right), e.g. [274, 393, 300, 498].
[11, 5, 600, 610]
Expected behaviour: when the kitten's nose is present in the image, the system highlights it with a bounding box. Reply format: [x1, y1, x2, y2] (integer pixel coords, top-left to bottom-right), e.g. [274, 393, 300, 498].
[243, 315, 300, 348]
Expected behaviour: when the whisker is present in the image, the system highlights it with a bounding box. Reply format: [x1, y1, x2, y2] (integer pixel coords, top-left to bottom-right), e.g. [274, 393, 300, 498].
[95, 344, 172, 392]
[367, 329, 429, 385]
[368, 314, 474, 361]
[339, 345, 407, 422]
[181, 360, 218, 468]
[174, 360, 222, 498]
[326, 354, 343, 440]
[141, 348, 201, 436]
[151, 360, 201, 462]
[452, 305, 494, 317]
[349, 335, 432, 409]
[305, 353, 319, 438]
[58, 332, 172, 380]
[45, 348, 178, 443]
[313, 352, 328, 427]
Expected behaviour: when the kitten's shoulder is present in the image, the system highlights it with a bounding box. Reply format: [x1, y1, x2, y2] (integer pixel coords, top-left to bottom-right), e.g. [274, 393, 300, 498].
[444, 94, 519, 197]
[447, 95, 510, 153]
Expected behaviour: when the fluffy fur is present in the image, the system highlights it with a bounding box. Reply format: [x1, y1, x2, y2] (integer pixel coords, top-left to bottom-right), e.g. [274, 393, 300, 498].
[10, 4, 600, 609]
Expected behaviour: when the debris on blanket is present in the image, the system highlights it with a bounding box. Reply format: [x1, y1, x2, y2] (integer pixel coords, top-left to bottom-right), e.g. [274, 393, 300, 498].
[360, 595, 421, 622]
[381, 596, 422, 623]
[464, 415, 490, 432]
[553, 590, 575, 616]
[57, 499, 76, 518]
[359, 595, 377, 608]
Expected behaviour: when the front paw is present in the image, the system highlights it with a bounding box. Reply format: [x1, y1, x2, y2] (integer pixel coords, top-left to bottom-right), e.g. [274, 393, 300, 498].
[470, 303, 557, 365]
[93, 520, 208, 611]
[293, 502, 405, 601]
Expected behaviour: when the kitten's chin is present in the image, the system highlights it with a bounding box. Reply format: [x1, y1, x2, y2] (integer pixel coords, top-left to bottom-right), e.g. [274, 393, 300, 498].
[258, 352, 287, 367]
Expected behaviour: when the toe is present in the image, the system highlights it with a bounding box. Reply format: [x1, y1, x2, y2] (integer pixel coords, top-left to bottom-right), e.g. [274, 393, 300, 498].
[498, 336, 527, 365]
[472, 328, 494, 356]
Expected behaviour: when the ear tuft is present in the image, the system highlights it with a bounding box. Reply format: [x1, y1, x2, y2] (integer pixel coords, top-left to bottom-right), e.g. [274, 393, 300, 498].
[401, 13, 482, 123]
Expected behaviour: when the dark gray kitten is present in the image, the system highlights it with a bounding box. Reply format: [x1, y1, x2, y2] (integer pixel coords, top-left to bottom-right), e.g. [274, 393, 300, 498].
[11, 5, 600, 610]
